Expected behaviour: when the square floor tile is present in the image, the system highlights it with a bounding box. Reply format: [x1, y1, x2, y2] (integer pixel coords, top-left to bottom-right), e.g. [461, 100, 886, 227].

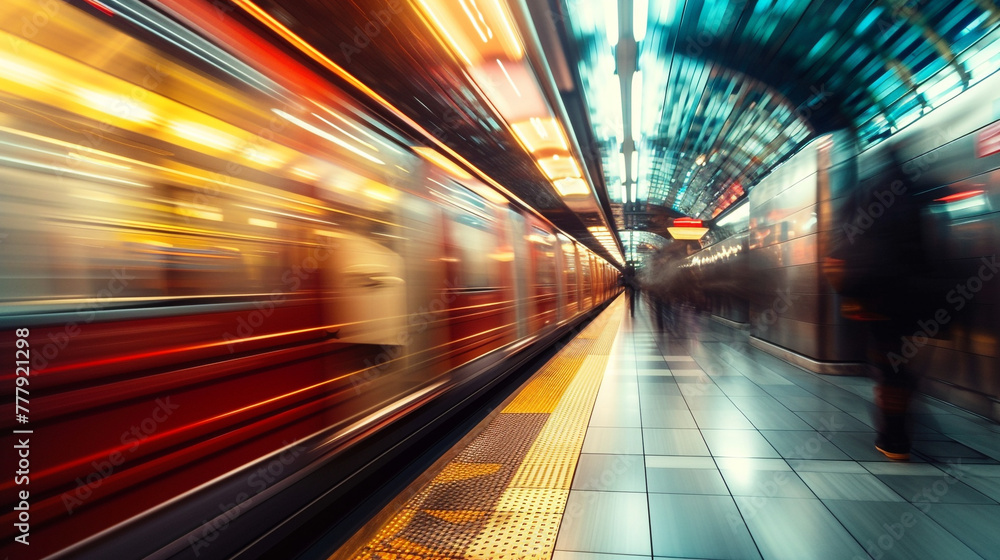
[913, 440, 992, 462]
[956, 464, 1000, 477]
[668, 367, 705, 375]
[786, 460, 868, 474]
[916, 414, 997, 436]
[583, 427, 645, 455]
[950, 434, 1000, 461]
[685, 396, 740, 411]
[636, 383, 683, 397]
[642, 428, 710, 456]
[923, 503, 1000, 559]
[557, 491, 651, 557]
[553, 553, 651, 560]
[760, 430, 851, 460]
[691, 410, 756, 430]
[639, 396, 687, 410]
[760, 384, 813, 398]
[640, 409, 697, 429]
[678, 383, 726, 397]
[876, 474, 996, 504]
[859, 462, 947, 476]
[961, 475, 1000, 502]
[736, 497, 868, 560]
[590, 404, 643, 428]
[648, 494, 760, 559]
[701, 429, 781, 458]
[638, 361, 670, 370]
[646, 466, 729, 495]
[572, 454, 646, 492]
[717, 383, 769, 397]
[740, 408, 814, 431]
[646, 455, 717, 469]
[728, 396, 783, 410]
[794, 411, 874, 433]
[637, 370, 675, 379]
[798, 471, 904, 501]
[778, 396, 841, 412]
[719, 468, 815, 498]
[824, 499, 982, 560]
[714, 457, 790, 471]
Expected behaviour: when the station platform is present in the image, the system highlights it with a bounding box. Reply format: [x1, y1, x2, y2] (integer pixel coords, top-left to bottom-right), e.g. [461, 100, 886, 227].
[337, 295, 1000, 560]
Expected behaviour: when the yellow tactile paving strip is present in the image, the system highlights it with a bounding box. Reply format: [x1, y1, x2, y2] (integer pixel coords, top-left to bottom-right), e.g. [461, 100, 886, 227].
[345, 297, 624, 560]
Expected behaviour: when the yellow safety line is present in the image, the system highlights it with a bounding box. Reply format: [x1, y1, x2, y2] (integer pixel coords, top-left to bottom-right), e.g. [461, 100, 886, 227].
[345, 296, 624, 560]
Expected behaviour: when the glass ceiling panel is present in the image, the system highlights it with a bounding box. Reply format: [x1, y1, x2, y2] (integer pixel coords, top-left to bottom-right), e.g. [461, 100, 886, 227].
[622, 230, 670, 264]
[560, 0, 1000, 227]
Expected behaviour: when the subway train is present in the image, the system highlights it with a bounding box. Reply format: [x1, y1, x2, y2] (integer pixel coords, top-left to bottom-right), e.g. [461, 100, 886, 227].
[666, 66, 1000, 422]
[0, 1, 619, 558]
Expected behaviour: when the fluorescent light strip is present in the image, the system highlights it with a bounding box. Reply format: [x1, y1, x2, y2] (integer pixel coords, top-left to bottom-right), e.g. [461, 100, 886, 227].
[418, 0, 473, 65]
[459, 0, 493, 42]
[104, 0, 281, 96]
[490, 0, 523, 58]
[312, 113, 378, 151]
[496, 59, 522, 97]
[0, 155, 146, 187]
[274, 109, 384, 165]
[309, 100, 395, 151]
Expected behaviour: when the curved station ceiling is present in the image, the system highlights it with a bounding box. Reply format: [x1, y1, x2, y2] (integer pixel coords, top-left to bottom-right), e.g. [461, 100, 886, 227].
[559, 0, 1000, 258]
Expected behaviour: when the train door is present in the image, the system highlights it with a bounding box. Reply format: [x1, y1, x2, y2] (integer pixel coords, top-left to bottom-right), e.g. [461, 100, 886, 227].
[401, 194, 448, 379]
[526, 221, 558, 332]
[554, 234, 566, 322]
[579, 246, 592, 310]
[440, 191, 510, 369]
[558, 234, 578, 317]
[508, 210, 530, 338]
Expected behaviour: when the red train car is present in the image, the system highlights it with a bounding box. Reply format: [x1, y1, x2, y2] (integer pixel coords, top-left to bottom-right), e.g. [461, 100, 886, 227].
[0, 1, 620, 558]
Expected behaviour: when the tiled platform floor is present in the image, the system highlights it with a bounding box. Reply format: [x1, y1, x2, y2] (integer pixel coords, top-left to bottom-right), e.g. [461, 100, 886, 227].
[553, 298, 1000, 560]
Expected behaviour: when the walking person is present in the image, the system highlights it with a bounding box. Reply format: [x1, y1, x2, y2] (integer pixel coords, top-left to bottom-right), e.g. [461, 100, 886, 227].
[823, 145, 931, 461]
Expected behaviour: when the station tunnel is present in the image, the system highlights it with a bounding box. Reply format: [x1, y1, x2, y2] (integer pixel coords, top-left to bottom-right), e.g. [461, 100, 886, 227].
[0, 0, 999, 559]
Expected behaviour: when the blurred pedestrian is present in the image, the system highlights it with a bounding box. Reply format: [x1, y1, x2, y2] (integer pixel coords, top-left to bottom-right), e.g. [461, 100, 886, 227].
[823, 145, 930, 461]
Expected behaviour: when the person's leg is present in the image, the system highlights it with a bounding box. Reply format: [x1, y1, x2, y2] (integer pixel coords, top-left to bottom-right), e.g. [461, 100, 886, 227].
[867, 321, 915, 460]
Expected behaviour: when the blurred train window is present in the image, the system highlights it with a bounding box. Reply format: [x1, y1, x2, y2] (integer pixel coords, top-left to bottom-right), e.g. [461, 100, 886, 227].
[0, 150, 335, 311]
[529, 227, 557, 286]
[580, 250, 592, 292]
[559, 234, 578, 291]
[451, 213, 497, 288]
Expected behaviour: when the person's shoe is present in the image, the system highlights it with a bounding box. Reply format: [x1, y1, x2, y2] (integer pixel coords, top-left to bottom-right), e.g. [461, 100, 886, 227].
[875, 439, 910, 461]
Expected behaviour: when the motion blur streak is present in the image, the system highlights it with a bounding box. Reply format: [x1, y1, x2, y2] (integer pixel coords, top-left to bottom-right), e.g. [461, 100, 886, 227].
[218, 0, 540, 215]
[0, 1, 619, 558]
